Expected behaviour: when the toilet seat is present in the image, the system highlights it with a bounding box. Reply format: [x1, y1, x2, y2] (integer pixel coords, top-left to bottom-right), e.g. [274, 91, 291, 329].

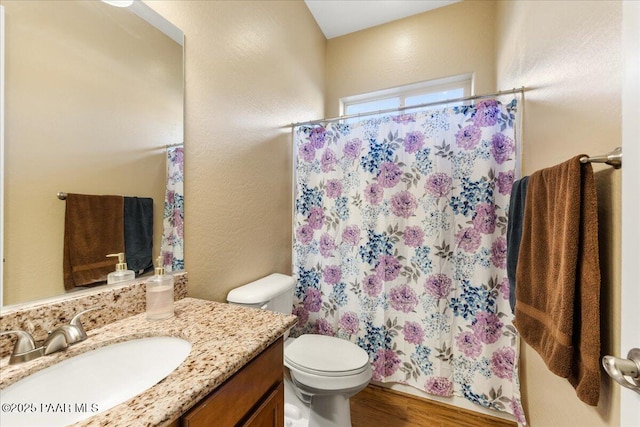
[284, 334, 370, 377]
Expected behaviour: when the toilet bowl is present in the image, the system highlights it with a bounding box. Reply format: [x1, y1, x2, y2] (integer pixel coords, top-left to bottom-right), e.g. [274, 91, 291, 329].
[284, 335, 371, 427]
[227, 274, 372, 427]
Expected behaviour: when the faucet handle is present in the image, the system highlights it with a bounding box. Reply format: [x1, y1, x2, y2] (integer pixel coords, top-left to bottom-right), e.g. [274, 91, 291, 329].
[0, 330, 37, 354]
[1, 330, 43, 364]
[69, 306, 100, 341]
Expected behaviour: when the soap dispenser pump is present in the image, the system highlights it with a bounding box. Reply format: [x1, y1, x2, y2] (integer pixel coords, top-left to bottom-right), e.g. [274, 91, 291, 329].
[145, 256, 174, 320]
[106, 252, 135, 285]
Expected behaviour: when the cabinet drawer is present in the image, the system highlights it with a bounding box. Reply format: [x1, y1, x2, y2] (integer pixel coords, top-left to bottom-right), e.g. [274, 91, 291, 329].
[182, 338, 283, 427]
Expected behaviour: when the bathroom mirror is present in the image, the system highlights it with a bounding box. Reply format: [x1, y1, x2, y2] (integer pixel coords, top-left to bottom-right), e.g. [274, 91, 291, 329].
[1, 0, 184, 306]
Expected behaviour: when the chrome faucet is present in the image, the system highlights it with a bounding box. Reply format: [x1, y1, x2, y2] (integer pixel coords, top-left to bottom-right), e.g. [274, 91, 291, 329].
[1, 306, 100, 364]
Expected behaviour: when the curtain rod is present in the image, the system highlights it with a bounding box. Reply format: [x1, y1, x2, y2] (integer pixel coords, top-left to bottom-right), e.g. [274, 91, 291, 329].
[291, 86, 526, 128]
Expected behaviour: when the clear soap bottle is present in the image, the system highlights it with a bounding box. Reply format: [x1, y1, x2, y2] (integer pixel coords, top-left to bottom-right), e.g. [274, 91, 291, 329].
[106, 252, 135, 284]
[146, 256, 174, 320]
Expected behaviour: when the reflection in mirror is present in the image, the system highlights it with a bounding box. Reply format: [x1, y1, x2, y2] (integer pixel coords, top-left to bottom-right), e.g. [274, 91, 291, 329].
[2, 0, 184, 306]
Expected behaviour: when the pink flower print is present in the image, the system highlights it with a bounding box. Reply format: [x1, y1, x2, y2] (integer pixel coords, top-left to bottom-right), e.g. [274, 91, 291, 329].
[378, 162, 403, 188]
[319, 233, 337, 258]
[170, 147, 184, 173]
[491, 133, 515, 165]
[499, 277, 510, 300]
[425, 377, 453, 397]
[403, 226, 424, 248]
[342, 225, 360, 246]
[364, 183, 384, 205]
[388, 284, 419, 313]
[363, 274, 383, 297]
[308, 206, 325, 230]
[325, 179, 342, 198]
[472, 203, 496, 234]
[392, 113, 416, 124]
[424, 173, 452, 198]
[316, 318, 335, 336]
[455, 125, 482, 150]
[497, 170, 515, 195]
[390, 190, 418, 218]
[166, 190, 176, 207]
[339, 312, 360, 335]
[376, 255, 402, 282]
[472, 311, 503, 344]
[175, 211, 184, 238]
[309, 127, 326, 149]
[323, 265, 341, 285]
[372, 348, 401, 381]
[424, 274, 452, 299]
[491, 237, 507, 269]
[162, 252, 174, 268]
[292, 305, 309, 327]
[295, 224, 314, 245]
[344, 138, 362, 159]
[303, 288, 322, 312]
[455, 227, 482, 253]
[473, 99, 500, 127]
[403, 131, 425, 154]
[402, 321, 425, 345]
[491, 347, 515, 380]
[321, 148, 338, 172]
[510, 400, 527, 425]
[455, 331, 482, 358]
[299, 142, 316, 162]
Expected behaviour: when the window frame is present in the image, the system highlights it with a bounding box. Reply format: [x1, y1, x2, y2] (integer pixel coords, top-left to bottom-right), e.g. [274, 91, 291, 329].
[340, 74, 473, 117]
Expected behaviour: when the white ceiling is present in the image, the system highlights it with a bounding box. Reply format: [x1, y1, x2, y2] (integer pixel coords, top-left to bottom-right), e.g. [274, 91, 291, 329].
[304, 0, 461, 39]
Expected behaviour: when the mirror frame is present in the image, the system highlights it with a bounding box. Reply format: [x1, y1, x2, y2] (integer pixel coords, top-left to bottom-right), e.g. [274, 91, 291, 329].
[1, 5, 6, 307]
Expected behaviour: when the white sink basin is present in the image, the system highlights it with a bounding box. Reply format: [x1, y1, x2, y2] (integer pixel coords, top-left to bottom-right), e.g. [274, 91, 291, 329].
[0, 336, 191, 427]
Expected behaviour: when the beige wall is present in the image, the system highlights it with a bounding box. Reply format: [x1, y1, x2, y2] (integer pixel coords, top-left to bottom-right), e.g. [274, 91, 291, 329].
[147, 0, 325, 303]
[496, 1, 622, 426]
[325, 0, 497, 116]
[3, 0, 182, 305]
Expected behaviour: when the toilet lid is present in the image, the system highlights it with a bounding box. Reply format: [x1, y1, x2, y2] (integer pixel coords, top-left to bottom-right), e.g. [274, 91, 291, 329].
[284, 335, 370, 377]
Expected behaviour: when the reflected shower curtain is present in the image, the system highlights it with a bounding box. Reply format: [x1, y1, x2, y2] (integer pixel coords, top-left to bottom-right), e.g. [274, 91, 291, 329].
[292, 100, 525, 423]
[160, 145, 184, 271]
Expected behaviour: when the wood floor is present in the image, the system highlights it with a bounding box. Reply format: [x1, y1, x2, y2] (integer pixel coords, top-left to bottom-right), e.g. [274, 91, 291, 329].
[350, 385, 517, 427]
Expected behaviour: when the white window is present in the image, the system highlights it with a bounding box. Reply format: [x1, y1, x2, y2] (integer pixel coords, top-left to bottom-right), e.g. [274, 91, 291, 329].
[341, 74, 472, 119]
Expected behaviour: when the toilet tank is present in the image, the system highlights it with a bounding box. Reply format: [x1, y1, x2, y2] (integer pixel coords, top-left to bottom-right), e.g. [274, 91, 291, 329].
[226, 273, 294, 315]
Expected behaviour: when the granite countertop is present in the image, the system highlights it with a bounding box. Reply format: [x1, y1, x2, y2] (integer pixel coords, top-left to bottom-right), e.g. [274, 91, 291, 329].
[0, 297, 297, 426]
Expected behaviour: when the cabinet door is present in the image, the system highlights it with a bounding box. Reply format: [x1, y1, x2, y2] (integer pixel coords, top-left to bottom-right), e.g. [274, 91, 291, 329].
[241, 382, 284, 427]
[182, 338, 283, 427]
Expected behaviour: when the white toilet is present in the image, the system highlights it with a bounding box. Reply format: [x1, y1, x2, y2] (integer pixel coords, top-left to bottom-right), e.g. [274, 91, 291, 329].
[227, 273, 372, 427]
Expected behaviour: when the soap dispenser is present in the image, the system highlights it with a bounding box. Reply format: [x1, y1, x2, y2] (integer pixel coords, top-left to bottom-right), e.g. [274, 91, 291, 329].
[106, 253, 135, 284]
[146, 256, 174, 320]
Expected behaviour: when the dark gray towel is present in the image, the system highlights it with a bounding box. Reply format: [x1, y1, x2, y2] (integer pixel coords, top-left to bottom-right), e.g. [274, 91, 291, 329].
[506, 176, 529, 313]
[124, 197, 154, 274]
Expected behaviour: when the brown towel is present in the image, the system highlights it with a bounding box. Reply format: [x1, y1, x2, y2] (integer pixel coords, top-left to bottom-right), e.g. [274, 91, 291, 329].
[514, 155, 601, 405]
[63, 193, 125, 289]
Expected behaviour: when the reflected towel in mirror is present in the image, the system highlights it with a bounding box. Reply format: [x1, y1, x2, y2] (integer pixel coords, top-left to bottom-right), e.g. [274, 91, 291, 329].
[124, 197, 154, 274]
[63, 193, 125, 289]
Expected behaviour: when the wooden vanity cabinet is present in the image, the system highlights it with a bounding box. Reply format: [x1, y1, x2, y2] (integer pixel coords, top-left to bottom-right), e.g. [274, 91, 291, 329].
[180, 337, 284, 427]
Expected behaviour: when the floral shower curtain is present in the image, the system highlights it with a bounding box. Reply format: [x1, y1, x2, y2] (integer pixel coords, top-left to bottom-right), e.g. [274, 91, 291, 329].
[160, 145, 184, 271]
[292, 99, 525, 423]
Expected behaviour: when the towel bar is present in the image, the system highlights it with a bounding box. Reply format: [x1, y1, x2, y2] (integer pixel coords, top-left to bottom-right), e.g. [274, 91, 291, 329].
[580, 147, 622, 168]
[58, 192, 67, 200]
